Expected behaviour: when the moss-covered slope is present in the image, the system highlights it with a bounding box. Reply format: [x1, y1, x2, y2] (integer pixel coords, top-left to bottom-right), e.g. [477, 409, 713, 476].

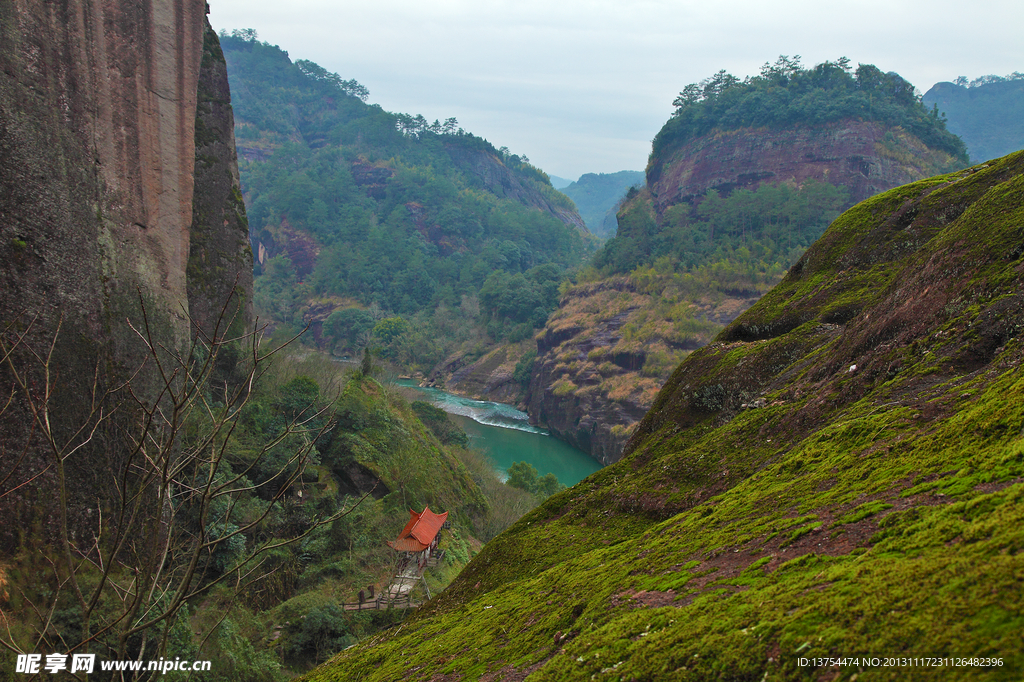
[303, 150, 1024, 680]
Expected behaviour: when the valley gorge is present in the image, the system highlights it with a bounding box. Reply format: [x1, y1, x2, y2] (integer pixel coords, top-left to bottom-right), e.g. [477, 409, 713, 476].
[308, 149, 1024, 682]
[2, 6, 1022, 679]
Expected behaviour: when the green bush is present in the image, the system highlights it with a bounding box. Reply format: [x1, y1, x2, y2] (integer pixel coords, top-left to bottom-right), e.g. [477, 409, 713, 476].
[411, 400, 469, 446]
[290, 604, 355, 663]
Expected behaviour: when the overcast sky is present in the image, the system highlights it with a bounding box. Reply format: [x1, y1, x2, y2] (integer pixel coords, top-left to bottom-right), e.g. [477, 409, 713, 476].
[208, 0, 1022, 180]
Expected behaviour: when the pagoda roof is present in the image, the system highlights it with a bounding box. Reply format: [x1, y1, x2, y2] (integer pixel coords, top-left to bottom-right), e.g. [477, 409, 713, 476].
[387, 506, 448, 552]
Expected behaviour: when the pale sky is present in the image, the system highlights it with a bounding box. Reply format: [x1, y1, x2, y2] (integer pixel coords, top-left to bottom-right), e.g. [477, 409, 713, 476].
[208, 0, 1022, 180]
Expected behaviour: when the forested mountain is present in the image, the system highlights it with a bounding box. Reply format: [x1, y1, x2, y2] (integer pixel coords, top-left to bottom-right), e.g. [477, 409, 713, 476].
[219, 32, 591, 371]
[558, 170, 645, 237]
[519, 57, 969, 463]
[924, 72, 1024, 163]
[307, 149, 1024, 682]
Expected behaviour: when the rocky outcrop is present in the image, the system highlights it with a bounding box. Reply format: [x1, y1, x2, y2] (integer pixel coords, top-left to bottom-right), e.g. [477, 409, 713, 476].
[648, 120, 961, 214]
[188, 20, 253, 339]
[427, 344, 531, 405]
[0, 1, 249, 546]
[523, 278, 748, 465]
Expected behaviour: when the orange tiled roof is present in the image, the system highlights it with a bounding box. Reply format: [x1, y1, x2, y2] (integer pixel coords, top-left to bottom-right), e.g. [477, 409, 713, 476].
[387, 506, 448, 552]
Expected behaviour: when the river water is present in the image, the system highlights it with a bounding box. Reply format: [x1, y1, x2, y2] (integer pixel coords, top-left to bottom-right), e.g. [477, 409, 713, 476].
[397, 381, 603, 487]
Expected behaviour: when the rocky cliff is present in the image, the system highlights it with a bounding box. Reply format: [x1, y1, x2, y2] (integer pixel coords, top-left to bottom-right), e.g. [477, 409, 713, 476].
[188, 19, 253, 338]
[303, 149, 1024, 681]
[0, 1, 250, 545]
[425, 343, 531, 406]
[1, 0, 207, 338]
[648, 120, 961, 214]
[525, 277, 752, 465]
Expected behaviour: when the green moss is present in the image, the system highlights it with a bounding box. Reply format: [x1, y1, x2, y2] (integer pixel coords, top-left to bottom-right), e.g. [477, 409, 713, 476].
[837, 501, 894, 525]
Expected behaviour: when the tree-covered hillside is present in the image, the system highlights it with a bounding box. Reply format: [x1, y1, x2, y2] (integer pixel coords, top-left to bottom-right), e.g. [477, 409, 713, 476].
[559, 170, 645, 238]
[924, 72, 1024, 163]
[219, 31, 590, 371]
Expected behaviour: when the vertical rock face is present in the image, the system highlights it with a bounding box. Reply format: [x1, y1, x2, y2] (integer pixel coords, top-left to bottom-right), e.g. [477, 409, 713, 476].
[0, 1, 248, 546]
[0, 0, 207, 339]
[188, 20, 253, 338]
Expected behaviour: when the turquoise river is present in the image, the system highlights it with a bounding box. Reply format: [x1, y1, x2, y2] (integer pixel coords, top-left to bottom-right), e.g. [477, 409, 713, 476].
[398, 381, 603, 487]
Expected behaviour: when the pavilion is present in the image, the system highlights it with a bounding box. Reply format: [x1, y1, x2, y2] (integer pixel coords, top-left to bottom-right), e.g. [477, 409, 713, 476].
[387, 506, 448, 565]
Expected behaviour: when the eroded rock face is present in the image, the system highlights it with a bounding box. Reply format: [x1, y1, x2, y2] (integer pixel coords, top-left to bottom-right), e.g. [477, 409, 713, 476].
[427, 344, 528, 405]
[648, 120, 961, 214]
[523, 278, 746, 465]
[188, 20, 253, 339]
[0, 1, 246, 546]
[0, 0, 207, 341]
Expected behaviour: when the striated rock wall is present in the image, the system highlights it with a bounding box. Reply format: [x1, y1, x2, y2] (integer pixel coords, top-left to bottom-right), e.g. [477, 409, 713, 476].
[0, 1, 247, 547]
[0, 0, 207, 340]
[648, 120, 961, 214]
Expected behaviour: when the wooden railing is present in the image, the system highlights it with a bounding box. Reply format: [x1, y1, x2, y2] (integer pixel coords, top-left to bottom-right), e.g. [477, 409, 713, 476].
[341, 593, 416, 611]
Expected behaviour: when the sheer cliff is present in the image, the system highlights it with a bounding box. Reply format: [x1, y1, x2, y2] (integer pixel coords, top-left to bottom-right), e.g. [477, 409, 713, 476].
[0, 2, 251, 545]
[188, 20, 253, 338]
[303, 150, 1024, 681]
[647, 119, 961, 214]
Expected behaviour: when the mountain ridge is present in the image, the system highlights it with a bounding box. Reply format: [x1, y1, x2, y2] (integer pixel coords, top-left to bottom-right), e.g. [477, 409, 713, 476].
[924, 76, 1024, 164]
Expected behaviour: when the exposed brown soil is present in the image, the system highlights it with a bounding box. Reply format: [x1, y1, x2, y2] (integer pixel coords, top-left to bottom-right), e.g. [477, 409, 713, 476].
[613, 471, 1013, 611]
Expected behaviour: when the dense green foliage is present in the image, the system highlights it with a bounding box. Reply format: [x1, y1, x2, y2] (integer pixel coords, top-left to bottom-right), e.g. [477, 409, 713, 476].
[2, 342, 545, 677]
[656, 56, 968, 163]
[411, 400, 469, 447]
[558, 170, 645, 237]
[505, 461, 563, 498]
[594, 180, 848, 296]
[923, 73, 1024, 163]
[300, 152, 1024, 682]
[220, 32, 588, 370]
